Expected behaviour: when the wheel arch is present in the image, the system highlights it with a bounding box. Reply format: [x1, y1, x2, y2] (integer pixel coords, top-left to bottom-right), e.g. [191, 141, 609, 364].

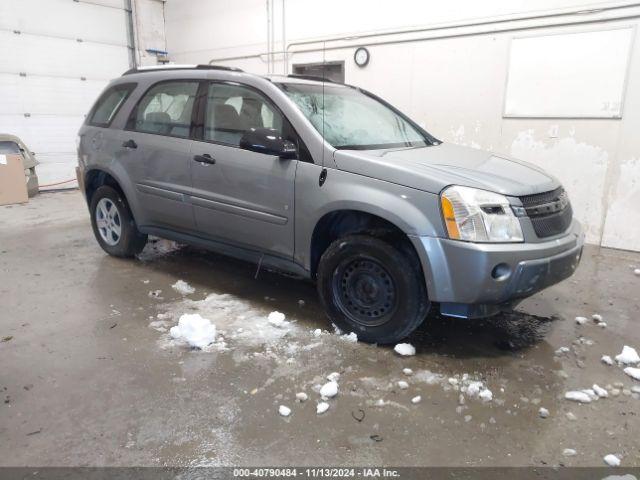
[84, 168, 141, 222]
[308, 209, 426, 285]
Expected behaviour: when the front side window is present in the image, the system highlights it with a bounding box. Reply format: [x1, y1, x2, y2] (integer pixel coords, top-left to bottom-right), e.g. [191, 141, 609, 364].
[279, 83, 430, 150]
[89, 84, 135, 127]
[204, 83, 284, 146]
[131, 81, 199, 138]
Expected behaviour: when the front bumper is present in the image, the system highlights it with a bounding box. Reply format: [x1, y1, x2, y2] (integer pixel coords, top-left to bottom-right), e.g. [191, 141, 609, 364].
[411, 220, 584, 318]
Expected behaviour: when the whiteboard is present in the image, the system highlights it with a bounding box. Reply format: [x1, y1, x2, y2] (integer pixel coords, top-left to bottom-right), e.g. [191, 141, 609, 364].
[504, 28, 634, 118]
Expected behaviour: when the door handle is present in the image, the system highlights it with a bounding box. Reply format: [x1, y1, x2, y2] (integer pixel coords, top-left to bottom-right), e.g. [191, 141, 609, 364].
[122, 139, 137, 149]
[193, 154, 216, 165]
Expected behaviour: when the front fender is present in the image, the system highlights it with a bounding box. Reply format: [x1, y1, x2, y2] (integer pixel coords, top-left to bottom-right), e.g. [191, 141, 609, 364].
[294, 162, 444, 270]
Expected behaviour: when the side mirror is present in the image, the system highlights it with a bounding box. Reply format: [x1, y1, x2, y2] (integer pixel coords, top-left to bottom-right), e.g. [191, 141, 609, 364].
[239, 128, 297, 159]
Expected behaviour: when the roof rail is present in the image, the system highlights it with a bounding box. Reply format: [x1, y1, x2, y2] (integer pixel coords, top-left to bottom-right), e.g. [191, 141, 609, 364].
[286, 74, 339, 84]
[122, 64, 243, 76]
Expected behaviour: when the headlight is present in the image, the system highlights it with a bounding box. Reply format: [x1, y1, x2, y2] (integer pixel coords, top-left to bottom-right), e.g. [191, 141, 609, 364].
[440, 185, 524, 243]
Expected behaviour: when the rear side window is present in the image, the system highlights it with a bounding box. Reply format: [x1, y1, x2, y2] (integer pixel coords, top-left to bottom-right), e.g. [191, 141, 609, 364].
[89, 83, 136, 127]
[129, 81, 199, 138]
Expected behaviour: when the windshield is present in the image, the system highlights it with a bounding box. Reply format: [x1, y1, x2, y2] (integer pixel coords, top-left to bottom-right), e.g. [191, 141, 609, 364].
[279, 83, 431, 150]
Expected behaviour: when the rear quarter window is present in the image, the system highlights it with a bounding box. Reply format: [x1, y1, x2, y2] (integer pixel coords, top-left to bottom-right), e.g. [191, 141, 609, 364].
[88, 83, 137, 127]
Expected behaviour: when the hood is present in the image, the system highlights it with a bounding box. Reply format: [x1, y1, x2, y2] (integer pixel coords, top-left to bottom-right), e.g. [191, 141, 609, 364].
[333, 143, 559, 197]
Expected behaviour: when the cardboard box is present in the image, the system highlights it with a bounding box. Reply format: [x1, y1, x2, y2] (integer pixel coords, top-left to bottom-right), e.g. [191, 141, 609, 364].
[0, 153, 29, 206]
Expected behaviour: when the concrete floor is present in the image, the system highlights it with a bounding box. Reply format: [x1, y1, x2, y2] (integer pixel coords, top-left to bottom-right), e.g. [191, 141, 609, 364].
[1, 190, 639, 468]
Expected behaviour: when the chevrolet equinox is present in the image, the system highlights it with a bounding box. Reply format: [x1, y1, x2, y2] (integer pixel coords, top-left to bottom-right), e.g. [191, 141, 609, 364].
[77, 65, 584, 343]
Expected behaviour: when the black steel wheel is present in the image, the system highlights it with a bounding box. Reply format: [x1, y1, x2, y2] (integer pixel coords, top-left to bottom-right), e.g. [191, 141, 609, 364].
[317, 234, 430, 344]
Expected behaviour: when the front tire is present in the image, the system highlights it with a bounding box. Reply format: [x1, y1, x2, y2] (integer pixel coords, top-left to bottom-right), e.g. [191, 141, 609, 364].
[317, 235, 430, 344]
[90, 186, 147, 257]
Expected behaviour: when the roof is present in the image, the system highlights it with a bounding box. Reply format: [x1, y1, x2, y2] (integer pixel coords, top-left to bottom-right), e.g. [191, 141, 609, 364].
[122, 64, 243, 76]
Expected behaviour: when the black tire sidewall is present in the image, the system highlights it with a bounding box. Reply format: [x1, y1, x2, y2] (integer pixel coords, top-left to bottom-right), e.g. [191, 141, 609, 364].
[317, 235, 429, 344]
[89, 186, 146, 257]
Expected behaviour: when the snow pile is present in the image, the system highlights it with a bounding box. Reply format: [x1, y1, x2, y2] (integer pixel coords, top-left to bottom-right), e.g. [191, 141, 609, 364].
[575, 316, 588, 325]
[411, 396, 421, 404]
[295, 392, 308, 402]
[340, 332, 358, 343]
[564, 391, 592, 403]
[278, 405, 291, 417]
[464, 380, 493, 402]
[169, 313, 217, 348]
[538, 407, 550, 418]
[268, 311, 288, 327]
[320, 381, 338, 399]
[624, 367, 640, 380]
[601, 355, 614, 366]
[402, 368, 413, 376]
[394, 343, 416, 356]
[603, 454, 621, 467]
[327, 372, 340, 382]
[316, 402, 329, 414]
[397, 380, 409, 390]
[172, 280, 195, 295]
[615, 346, 640, 364]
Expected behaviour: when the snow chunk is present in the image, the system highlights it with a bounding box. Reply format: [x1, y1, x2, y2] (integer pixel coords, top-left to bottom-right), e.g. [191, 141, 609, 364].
[312, 328, 324, 337]
[479, 388, 493, 402]
[327, 372, 340, 382]
[601, 355, 614, 365]
[575, 316, 588, 325]
[564, 391, 592, 403]
[295, 392, 308, 402]
[634, 268, 640, 276]
[592, 314, 603, 323]
[268, 311, 287, 327]
[320, 381, 338, 399]
[538, 407, 550, 418]
[563, 448, 577, 457]
[278, 405, 291, 417]
[340, 332, 358, 343]
[555, 346, 570, 355]
[394, 343, 416, 356]
[411, 395, 421, 404]
[316, 402, 329, 414]
[172, 280, 195, 295]
[169, 313, 216, 349]
[466, 381, 483, 397]
[593, 384, 608, 398]
[398, 380, 409, 390]
[603, 454, 621, 467]
[624, 366, 640, 380]
[403, 368, 413, 376]
[615, 346, 640, 365]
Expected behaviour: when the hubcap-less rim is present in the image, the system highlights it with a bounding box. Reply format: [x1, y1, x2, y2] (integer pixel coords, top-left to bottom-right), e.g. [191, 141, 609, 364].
[95, 198, 122, 246]
[333, 256, 398, 327]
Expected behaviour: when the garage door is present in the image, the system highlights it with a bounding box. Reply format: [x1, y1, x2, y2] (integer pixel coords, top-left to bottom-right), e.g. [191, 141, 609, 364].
[0, 0, 132, 190]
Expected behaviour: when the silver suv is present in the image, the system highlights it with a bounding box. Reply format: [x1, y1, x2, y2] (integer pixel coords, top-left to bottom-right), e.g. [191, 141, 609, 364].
[77, 65, 584, 343]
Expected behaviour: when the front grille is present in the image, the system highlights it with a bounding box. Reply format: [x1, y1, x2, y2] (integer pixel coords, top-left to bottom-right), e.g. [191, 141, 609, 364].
[519, 187, 573, 238]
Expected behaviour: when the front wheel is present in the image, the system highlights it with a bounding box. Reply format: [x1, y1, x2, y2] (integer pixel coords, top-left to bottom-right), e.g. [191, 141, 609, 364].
[317, 235, 430, 344]
[90, 185, 147, 257]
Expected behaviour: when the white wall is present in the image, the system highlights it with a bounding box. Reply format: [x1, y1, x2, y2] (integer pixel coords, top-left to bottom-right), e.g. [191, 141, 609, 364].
[163, 0, 640, 251]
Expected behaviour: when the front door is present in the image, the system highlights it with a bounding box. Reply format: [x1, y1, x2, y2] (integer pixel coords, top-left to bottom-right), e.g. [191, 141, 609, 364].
[189, 82, 298, 259]
[120, 80, 199, 232]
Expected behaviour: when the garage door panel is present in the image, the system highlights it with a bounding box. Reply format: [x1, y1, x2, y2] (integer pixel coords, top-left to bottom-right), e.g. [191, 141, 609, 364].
[0, 115, 84, 155]
[0, 74, 107, 116]
[0, 31, 129, 79]
[0, 0, 128, 46]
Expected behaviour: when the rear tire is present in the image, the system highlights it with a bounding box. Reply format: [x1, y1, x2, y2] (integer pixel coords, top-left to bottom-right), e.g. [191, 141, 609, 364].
[90, 185, 147, 257]
[317, 234, 430, 344]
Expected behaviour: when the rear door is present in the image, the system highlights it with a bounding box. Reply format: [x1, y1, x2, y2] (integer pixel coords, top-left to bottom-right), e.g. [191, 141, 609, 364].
[189, 81, 298, 258]
[119, 80, 199, 232]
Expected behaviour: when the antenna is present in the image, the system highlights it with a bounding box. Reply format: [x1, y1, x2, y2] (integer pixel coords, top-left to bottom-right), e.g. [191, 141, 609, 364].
[319, 41, 328, 187]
